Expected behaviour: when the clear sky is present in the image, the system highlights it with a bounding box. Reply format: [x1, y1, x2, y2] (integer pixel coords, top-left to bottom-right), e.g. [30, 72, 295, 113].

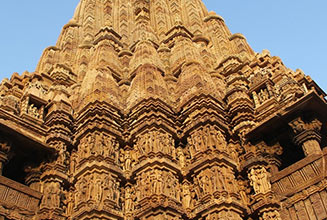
[0, 1, 326, 92]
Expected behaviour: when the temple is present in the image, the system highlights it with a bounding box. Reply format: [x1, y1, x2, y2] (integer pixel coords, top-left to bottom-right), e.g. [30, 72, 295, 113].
[0, 0, 326, 219]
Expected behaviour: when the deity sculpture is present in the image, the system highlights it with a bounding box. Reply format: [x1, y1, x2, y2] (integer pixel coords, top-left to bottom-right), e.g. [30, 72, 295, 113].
[125, 186, 134, 212]
[182, 182, 192, 209]
[70, 149, 78, 174]
[187, 136, 196, 158]
[65, 187, 75, 215]
[248, 167, 271, 194]
[177, 147, 186, 167]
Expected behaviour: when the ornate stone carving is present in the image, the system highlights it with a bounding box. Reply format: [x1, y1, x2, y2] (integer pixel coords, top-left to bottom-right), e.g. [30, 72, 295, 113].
[186, 126, 227, 160]
[74, 172, 122, 211]
[289, 117, 322, 156]
[40, 181, 61, 209]
[132, 131, 176, 164]
[261, 210, 282, 220]
[77, 133, 120, 165]
[0, 176, 42, 218]
[0, 0, 326, 219]
[181, 181, 192, 209]
[248, 167, 271, 195]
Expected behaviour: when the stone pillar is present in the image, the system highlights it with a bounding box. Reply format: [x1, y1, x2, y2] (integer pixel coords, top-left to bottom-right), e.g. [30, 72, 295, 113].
[289, 117, 322, 156]
[25, 165, 42, 191]
[37, 85, 72, 220]
[0, 138, 11, 175]
[38, 160, 67, 220]
[241, 140, 283, 219]
[247, 165, 282, 219]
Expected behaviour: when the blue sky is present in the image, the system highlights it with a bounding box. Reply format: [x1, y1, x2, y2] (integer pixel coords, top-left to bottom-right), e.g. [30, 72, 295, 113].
[0, 1, 326, 92]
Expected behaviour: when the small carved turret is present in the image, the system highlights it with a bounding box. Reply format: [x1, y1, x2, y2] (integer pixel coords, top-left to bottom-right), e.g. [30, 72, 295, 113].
[223, 57, 255, 139]
[204, 12, 233, 59]
[230, 33, 255, 57]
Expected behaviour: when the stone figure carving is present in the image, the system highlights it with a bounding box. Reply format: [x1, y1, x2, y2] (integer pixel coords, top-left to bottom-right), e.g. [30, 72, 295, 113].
[133, 131, 176, 164]
[77, 133, 121, 165]
[65, 187, 74, 215]
[124, 149, 132, 171]
[94, 133, 104, 156]
[70, 149, 78, 174]
[261, 210, 282, 220]
[41, 184, 51, 208]
[103, 175, 113, 203]
[238, 180, 250, 205]
[125, 186, 134, 212]
[192, 166, 240, 200]
[95, 174, 103, 204]
[182, 182, 192, 209]
[135, 169, 181, 201]
[187, 126, 227, 159]
[258, 88, 269, 103]
[248, 167, 271, 194]
[187, 136, 196, 158]
[57, 143, 68, 165]
[119, 149, 130, 171]
[177, 147, 186, 167]
[41, 182, 61, 208]
[27, 103, 41, 119]
[74, 173, 121, 210]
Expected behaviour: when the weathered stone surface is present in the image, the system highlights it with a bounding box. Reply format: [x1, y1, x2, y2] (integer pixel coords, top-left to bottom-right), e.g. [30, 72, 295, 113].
[0, 176, 42, 219]
[0, 1, 326, 220]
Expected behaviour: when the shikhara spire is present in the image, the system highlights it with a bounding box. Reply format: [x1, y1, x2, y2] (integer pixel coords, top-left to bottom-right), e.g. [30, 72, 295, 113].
[0, 1, 326, 220]
[36, 0, 255, 113]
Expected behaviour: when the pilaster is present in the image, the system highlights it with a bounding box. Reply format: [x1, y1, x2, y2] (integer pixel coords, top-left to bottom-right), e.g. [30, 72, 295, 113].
[0, 138, 11, 176]
[241, 141, 283, 220]
[289, 117, 323, 156]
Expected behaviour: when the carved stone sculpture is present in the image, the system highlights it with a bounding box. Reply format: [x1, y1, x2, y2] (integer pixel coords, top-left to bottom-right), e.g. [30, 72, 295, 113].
[248, 167, 271, 195]
[0, 0, 326, 220]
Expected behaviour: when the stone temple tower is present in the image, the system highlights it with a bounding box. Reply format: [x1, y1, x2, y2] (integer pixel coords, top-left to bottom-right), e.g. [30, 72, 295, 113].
[0, 1, 326, 220]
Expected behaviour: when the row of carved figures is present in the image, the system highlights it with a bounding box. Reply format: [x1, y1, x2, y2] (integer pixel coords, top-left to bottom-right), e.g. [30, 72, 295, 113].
[74, 173, 121, 209]
[187, 125, 228, 157]
[134, 131, 175, 157]
[119, 127, 234, 171]
[20, 98, 44, 119]
[39, 165, 273, 218]
[78, 133, 120, 160]
[249, 69, 306, 108]
[68, 127, 239, 174]
[136, 169, 181, 202]
[194, 166, 239, 198]
[68, 133, 120, 174]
